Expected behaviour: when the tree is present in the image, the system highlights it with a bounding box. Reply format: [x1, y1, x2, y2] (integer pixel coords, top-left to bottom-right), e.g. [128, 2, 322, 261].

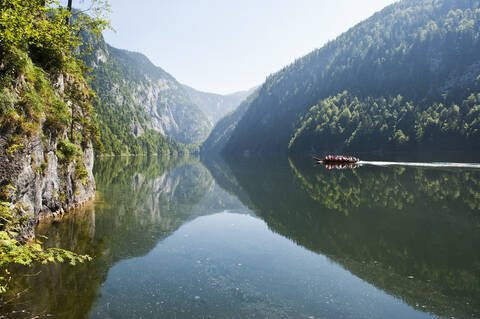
[66, 0, 72, 24]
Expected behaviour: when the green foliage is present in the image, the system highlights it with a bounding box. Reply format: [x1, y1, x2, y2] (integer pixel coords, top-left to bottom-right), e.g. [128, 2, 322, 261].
[56, 138, 79, 162]
[5, 143, 24, 154]
[45, 97, 71, 131]
[0, 0, 110, 140]
[0, 185, 16, 201]
[0, 0, 111, 72]
[0, 87, 14, 114]
[289, 91, 480, 151]
[0, 201, 91, 293]
[0, 0, 109, 198]
[0, 0, 72, 67]
[95, 117, 193, 156]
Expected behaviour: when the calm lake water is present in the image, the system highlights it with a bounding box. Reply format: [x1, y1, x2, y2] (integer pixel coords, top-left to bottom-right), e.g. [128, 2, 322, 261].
[2, 153, 480, 319]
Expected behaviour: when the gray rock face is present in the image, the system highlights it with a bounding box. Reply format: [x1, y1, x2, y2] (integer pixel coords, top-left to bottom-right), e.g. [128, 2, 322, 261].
[83, 33, 212, 145]
[0, 133, 95, 240]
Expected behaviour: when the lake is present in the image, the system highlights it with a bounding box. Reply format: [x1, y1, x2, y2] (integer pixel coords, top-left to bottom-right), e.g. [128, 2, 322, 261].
[2, 153, 480, 319]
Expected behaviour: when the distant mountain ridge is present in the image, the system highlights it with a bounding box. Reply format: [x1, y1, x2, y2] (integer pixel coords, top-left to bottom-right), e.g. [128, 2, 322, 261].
[81, 33, 251, 155]
[183, 85, 256, 125]
[201, 89, 259, 154]
[203, 0, 480, 155]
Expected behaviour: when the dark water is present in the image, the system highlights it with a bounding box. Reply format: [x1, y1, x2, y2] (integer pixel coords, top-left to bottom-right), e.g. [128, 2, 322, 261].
[2, 153, 480, 319]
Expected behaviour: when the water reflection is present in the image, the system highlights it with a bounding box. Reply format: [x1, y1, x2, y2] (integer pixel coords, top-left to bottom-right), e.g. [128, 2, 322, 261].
[3, 155, 237, 318]
[214, 155, 480, 319]
[1, 154, 479, 319]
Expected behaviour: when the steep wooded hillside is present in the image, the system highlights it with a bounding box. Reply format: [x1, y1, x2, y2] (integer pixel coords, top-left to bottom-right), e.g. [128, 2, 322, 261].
[209, 0, 480, 154]
[201, 89, 259, 154]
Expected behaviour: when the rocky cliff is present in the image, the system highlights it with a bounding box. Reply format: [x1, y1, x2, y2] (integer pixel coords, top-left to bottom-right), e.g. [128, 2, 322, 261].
[0, 135, 95, 240]
[81, 32, 213, 154]
[0, 52, 96, 240]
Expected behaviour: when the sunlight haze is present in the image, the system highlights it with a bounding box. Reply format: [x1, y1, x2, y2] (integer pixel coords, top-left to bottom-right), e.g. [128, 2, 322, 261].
[100, 0, 398, 94]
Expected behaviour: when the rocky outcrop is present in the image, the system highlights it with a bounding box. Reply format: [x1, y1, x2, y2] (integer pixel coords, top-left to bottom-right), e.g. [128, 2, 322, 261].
[0, 132, 95, 240]
[0, 59, 96, 240]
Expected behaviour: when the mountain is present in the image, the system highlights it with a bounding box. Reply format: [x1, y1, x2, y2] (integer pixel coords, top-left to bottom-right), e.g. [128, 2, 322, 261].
[206, 0, 480, 155]
[81, 33, 212, 154]
[183, 85, 256, 125]
[201, 89, 259, 154]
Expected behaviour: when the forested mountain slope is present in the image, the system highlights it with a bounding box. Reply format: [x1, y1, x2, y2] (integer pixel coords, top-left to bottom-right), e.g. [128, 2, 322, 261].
[213, 0, 480, 154]
[81, 33, 212, 154]
[201, 89, 259, 154]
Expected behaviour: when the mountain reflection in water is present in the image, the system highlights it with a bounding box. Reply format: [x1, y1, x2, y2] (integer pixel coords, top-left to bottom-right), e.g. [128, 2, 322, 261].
[2, 154, 479, 319]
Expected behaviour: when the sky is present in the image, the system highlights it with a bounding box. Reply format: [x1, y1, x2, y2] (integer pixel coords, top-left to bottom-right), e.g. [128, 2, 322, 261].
[75, 0, 398, 94]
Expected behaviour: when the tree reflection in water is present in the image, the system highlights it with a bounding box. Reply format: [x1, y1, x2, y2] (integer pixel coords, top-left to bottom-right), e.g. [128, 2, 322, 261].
[2, 154, 479, 319]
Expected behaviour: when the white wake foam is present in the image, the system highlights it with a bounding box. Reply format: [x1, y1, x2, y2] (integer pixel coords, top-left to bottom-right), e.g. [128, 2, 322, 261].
[358, 161, 480, 169]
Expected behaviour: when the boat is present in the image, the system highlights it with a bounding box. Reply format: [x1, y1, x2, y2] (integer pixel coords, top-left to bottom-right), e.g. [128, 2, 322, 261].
[314, 155, 359, 164]
[322, 162, 359, 170]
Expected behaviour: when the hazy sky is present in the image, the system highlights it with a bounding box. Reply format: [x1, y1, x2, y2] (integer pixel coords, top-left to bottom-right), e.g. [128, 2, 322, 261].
[79, 0, 398, 94]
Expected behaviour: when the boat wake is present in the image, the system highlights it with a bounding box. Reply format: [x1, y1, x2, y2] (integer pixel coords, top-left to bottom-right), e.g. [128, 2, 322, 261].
[358, 161, 480, 169]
